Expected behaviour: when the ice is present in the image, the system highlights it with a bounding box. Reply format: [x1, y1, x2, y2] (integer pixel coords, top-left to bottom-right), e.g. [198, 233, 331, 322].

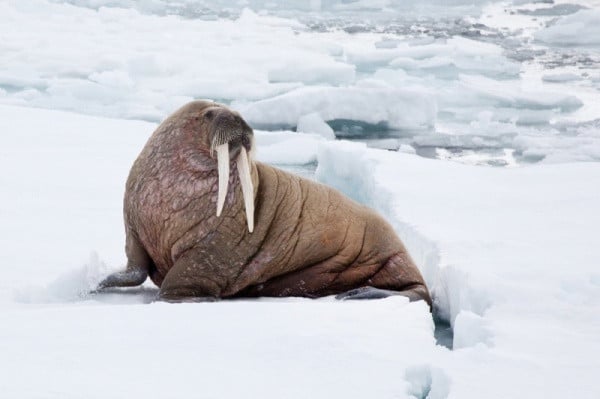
[1, 296, 436, 399]
[0, 3, 329, 120]
[452, 311, 492, 349]
[458, 74, 583, 112]
[513, 124, 600, 164]
[268, 60, 355, 85]
[254, 130, 324, 164]
[387, 37, 521, 79]
[234, 86, 437, 130]
[2, 91, 600, 397]
[0, 107, 437, 398]
[296, 112, 336, 139]
[317, 140, 600, 397]
[55, 0, 493, 18]
[404, 365, 451, 399]
[517, 3, 588, 16]
[541, 72, 583, 82]
[0, 105, 153, 299]
[2, 0, 599, 164]
[535, 9, 600, 46]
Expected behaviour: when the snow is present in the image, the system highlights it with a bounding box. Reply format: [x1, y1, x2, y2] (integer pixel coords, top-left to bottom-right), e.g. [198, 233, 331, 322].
[2, 296, 436, 399]
[0, 105, 441, 399]
[2, 0, 600, 397]
[2, 102, 599, 398]
[317, 140, 600, 398]
[1, 295, 438, 398]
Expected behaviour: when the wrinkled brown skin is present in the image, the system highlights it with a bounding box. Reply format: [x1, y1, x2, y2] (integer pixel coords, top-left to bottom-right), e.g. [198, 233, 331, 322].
[102, 100, 431, 307]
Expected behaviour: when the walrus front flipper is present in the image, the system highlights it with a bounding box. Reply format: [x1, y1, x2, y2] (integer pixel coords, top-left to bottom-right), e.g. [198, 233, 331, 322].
[97, 230, 150, 290]
[158, 248, 223, 301]
[97, 267, 148, 289]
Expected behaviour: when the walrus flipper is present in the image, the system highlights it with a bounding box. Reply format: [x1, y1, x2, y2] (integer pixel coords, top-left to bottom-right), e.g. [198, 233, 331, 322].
[158, 248, 224, 301]
[335, 286, 429, 303]
[336, 251, 432, 308]
[335, 286, 399, 300]
[97, 230, 150, 289]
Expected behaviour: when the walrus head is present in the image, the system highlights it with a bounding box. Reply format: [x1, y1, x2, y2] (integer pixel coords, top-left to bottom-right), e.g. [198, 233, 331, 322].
[190, 102, 256, 233]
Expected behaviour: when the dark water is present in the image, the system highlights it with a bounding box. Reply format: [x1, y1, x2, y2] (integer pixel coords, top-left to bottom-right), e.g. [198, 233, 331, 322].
[434, 317, 454, 349]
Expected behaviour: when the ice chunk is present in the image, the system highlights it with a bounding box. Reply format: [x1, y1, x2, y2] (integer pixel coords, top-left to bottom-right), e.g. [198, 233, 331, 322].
[268, 60, 355, 85]
[234, 86, 436, 130]
[513, 121, 600, 164]
[517, 4, 587, 17]
[254, 130, 324, 164]
[405, 365, 451, 399]
[296, 112, 336, 139]
[374, 37, 401, 49]
[389, 37, 520, 79]
[459, 74, 583, 112]
[535, 9, 600, 47]
[542, 73, 583, 83]
[453, 311, 493, 349]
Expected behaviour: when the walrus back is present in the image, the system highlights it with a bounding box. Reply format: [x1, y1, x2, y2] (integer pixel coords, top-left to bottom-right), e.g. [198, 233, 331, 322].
[238, 163, 425, 299]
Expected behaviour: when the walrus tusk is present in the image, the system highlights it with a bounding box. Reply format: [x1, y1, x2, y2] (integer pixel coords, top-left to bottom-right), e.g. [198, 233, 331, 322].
[237, 147, 254, 233]
[216, 142, 229, 217]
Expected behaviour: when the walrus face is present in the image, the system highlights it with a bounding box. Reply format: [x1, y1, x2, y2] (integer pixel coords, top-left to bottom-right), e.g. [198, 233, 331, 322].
[200, 104, 255, 233]
[206, 107, 253, 156]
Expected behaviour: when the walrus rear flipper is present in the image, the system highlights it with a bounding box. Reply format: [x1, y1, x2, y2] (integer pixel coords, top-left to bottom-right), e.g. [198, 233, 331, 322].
[97, 230, 150, 290]
[335, 285, 430, 305]
[336, 252, 432, 309]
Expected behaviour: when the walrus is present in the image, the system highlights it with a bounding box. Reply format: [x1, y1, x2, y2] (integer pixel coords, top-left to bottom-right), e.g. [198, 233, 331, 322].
[98, 100, 431, 306]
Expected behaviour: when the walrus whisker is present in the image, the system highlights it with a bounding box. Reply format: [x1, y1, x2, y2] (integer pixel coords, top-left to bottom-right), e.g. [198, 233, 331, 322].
[237, 146, 254, 233]
[210, 128, 227, 155]
[216, 142, 229, 217]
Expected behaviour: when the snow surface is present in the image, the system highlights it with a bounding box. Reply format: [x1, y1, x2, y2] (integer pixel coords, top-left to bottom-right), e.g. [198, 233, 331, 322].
[2, 101, 600, 398]
[317, 140, 600, 398]
[2, 0, 600, 397]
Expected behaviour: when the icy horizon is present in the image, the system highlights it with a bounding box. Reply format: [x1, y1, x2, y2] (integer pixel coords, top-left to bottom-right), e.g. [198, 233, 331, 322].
[2, 0, 600, 165]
